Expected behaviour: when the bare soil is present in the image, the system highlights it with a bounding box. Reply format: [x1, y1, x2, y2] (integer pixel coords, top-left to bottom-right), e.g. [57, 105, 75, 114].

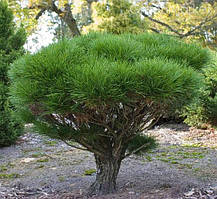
[0, 123, 217, 199]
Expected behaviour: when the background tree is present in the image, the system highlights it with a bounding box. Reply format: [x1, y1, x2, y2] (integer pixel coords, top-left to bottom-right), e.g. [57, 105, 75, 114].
[23, 0, 99, 37]
[9, 33, 210, 196]
[6, 0, 38, 35]
[83, 0, 147, 34]
[6, 0, 217, 49]
[49, 0, 98, 41]
[72, 0, 98, 28]
[141, 0, 217, 48]
[8, 0, 145, 39]
[183, 52, 217, 128]
[0, 0, 26, 147]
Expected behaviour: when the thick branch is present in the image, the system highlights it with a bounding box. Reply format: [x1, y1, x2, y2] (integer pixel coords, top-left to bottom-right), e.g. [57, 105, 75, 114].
[141, 11, 183, 37]
[142, 11, 217, 38]
[35, 8, 46, 20]
[181, 14, 217, 38]
[150, 28, 160, 34]
[50, 2, 81, 36]
[62, 140, 88, 151]
[31, 1, 81, 37]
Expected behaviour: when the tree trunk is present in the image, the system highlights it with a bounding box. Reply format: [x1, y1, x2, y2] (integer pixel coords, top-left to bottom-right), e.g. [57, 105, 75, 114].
[87, 154, 122, 196]
[61, 4, 81, 37]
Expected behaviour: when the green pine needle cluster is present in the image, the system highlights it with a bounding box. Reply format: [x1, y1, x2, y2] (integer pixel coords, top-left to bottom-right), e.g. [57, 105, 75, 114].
[9, 32, 211, 153]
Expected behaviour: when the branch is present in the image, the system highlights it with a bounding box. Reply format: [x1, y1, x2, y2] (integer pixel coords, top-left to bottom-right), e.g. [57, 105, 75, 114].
[58, 3, 81, 36]
[49, 0, 62, 15]
[150, 3, 180, 25]
[181, 14, 217, 38]
[142, 114, 162, 131]
[35, 8, 46, 20]
[62, 140, 88, 151]
[150, 4, 168, 15]
[141, 11, 183, 37]
[29, 0, 81, 37]
[150, 28, 161, 34]
[123, 142, 151, 159]
[142, 11, 217, 39]
[78, 138, 105, 157]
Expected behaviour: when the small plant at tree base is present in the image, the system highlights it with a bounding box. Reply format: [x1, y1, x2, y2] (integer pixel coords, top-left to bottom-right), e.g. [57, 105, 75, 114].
[0, 0, 26, 147]
[9, 33, 210, 196]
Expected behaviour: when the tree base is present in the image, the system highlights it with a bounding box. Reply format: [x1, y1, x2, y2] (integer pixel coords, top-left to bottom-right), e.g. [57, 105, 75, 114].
[85, 154, 122, 197]
[86, 180, 116, 197]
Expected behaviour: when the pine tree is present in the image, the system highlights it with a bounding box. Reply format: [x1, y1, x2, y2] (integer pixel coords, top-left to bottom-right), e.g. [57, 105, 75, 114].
[9, 33, 210, 196]
[0, 0, 26, 147]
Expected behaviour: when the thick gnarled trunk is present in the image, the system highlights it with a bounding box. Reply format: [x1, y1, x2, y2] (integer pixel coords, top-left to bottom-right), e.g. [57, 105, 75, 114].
[87, 154, 123, 196]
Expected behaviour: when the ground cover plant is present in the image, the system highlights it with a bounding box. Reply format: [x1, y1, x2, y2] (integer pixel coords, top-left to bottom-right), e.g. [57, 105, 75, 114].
[9, 32, 211, 196]
[0, 0, 26, 147]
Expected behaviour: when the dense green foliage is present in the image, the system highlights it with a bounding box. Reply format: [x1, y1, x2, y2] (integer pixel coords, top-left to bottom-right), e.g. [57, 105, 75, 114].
[9, 33, 209, 125]
[183, 52, 217, 128]
[9, 32, 209, 146]
[9, 33, 211, 195]
[0, 1, 26, 147]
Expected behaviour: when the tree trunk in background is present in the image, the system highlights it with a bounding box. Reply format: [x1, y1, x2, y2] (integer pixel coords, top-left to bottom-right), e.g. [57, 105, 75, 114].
[33, 1, 81, 37]
[85, 0, 99, 25]
[59, 4, 81, 37]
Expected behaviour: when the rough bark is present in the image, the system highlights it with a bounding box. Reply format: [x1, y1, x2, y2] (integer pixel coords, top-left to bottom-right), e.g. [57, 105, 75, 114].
[33, 1, 81, 37]
[86, 0, 96, 24]
[87, 154, 122, 196]
[59, 3, 81, 37]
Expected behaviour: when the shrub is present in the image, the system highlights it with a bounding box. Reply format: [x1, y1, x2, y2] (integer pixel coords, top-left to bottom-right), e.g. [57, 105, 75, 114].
[0, 1, 26, 147]
[183, 52, 217, 128]
[9, 33, 210, 196]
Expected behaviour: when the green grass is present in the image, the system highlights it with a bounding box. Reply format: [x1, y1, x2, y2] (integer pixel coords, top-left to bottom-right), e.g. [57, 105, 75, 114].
[193, 168, 201, 172]
[158, 158, 170, 163]
[36, 158, 49, 163]
[0, 162, 15, 172]
[58, 176, 65, 182]
[145, 155, 152, 162]
[0, 165, 7, 172]
[170, 160, 179, 164]
[0, 173, 20, 179]
[84, 169, 96, 175]
[31, 152, 45, 158]
[181, 143, 203, 148]
[44, 140, 58, 146]
[147, 146, 207, 170]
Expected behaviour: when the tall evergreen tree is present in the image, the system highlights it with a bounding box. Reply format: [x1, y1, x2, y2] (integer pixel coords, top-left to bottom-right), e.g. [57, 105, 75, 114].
[0, 0, 26, 147]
